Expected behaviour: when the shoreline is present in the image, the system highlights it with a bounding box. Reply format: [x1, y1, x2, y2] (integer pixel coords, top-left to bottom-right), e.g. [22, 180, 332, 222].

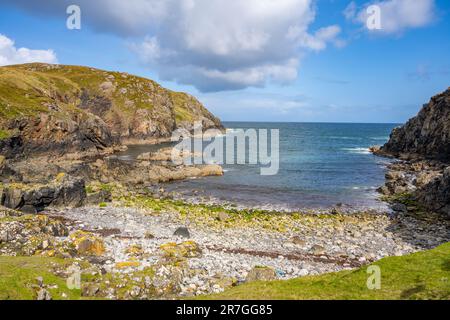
[154, 186, 392, 215]
[2, 188, 449, 299]
[1, 144, 449, 299]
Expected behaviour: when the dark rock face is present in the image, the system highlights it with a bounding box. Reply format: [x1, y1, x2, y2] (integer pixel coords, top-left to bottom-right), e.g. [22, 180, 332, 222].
[2, 113, 117, 159]
[0, 136, 24, 159]
[1, 175, 86, 212]
[86, 190, 112, 205]
[0, 156, 23, 182]
[416, 167, 450, 216]
[377, 88, 450, 216]
[380, 88, 450, 161]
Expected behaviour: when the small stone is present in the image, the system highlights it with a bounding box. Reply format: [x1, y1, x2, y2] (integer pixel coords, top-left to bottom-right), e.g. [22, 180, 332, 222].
[217, 212, 230, 222]
[42, 240, 49, 250]
[392, 203, 408, 213]
[173, 227, 190, 238]
[330, 208, 340, 215]
[290, 236, 306, 246]
[299, 269, 309, 276]
[246, 267, 276, 282]
[310, 244, 326, 255]
[144, 231, 155, 239]
[36, 276, 44, 287]
[125, 244, 144, 257]
[36, 288, 51, 300]
[129, 286, 141, 298]
[82, 284, 100, 297]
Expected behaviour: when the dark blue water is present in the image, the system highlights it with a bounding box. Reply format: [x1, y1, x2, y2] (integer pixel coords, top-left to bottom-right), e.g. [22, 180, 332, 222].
[162, 122, 398, 211]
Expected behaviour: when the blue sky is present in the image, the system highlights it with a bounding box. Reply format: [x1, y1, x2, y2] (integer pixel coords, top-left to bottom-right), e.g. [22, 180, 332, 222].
[0, 0, 449, 123]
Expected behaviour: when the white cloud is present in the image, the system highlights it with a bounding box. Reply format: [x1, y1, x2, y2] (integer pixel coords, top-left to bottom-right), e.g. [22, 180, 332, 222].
[0, 34, 57, 66]
[345, 0, 436, 34]
[5, 0, 342, 92]
[294, 25, 343, 51]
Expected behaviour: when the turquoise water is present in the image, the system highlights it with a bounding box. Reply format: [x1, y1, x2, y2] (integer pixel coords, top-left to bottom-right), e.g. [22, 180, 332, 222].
[164, 122, 399, 211]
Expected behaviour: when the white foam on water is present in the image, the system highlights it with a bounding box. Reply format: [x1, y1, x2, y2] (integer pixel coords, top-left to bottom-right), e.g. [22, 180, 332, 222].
[341, 147, 371, 155]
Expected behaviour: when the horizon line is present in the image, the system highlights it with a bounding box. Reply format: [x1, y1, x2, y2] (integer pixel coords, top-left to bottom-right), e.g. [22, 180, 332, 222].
[220, 120, 403, 125]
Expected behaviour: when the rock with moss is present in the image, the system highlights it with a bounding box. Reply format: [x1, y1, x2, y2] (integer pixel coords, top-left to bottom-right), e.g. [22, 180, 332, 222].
[160, 241, 202, 262]
[69, 230, 105, 257]
[245, 266, 277, 282]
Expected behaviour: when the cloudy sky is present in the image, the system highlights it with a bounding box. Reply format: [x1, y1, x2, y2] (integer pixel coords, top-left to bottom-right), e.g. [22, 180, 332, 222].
[0, 0, 449, 123]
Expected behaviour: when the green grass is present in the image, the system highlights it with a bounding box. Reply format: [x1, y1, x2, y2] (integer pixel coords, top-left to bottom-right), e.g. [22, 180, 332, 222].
[0, 129, 10, 140]
[200, 242, 450, 300]
[1, 243, 448, 300]
[0, 63, 214, 126]
[0, 255, 156, 300]
[0, 256, 84, 300]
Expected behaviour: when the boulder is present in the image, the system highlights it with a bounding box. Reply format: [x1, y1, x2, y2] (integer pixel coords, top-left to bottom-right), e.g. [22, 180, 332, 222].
[415, 167, 450, 216]
[217, 212, 230, 222]
[0, 175, 86, 212]
[246, 267, 277, 282]
[173, 227, 190, 238]
[160, 241, 202, 260]
[69, 230, 105, 256]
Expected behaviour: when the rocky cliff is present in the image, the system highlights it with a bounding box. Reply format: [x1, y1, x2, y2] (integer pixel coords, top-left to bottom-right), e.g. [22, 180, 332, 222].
[380, 88, 450, 161]
[0, 63, 223, 157]
[377, 87, 450, 217]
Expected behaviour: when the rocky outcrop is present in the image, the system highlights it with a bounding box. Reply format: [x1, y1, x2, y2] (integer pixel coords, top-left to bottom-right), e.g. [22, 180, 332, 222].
[415, 167, 450, 216]
[376, 88, 450, 216]
[0, 174, 86, 213]
[0, 63, 223, 158]
[379, 88, 450, 161]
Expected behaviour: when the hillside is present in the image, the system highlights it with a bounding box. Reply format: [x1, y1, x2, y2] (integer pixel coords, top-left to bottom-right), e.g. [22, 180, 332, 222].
[0, 63, 222, 157]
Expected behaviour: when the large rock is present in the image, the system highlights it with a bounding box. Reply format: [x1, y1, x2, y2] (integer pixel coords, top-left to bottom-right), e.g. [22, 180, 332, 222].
[0, 174, 86, 212]
[416, 167, 450, 217]
[376, 88, 450, 216]
[380, 88, 450, 161]
[69, 230, 105, 256]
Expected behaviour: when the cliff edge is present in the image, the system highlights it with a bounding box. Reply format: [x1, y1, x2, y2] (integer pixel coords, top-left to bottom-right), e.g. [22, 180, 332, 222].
[0, 63, 223, 157]
[376, 88, 450, 217]
[380, 88, 450, 161]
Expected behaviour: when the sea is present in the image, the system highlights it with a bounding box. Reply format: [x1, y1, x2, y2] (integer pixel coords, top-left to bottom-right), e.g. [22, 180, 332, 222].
[119, 122, 400, 212]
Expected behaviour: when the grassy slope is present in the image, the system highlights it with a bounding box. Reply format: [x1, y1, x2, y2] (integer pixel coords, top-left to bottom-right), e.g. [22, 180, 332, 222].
[201, 242, 450, 300]
[0, 63, 213, 124]
[0, 256, 83, 300]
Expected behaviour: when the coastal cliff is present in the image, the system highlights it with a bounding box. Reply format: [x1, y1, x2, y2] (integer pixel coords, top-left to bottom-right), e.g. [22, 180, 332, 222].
[0, 63, 222, 157]
[376, 88, 450, 216]
[380, 88, 450, 161]
[0, 63, 224, 211]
